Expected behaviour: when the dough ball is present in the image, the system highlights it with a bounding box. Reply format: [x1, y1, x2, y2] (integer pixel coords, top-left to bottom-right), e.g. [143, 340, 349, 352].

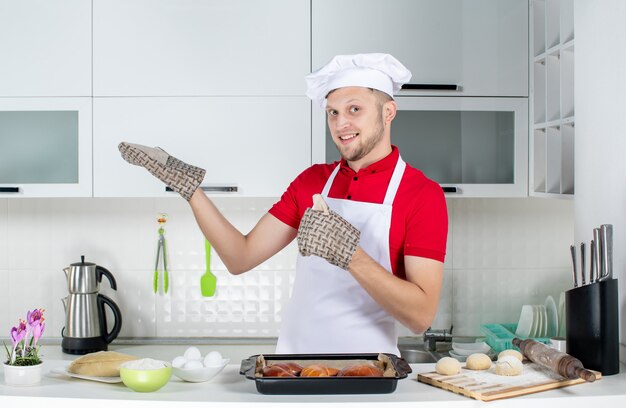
[495, 355, 523, 376]
[498, 349, 524, 362]
[465, 353, 492, 370]
[183, 346, 202, 361]
[435, 357, 461, 375]
[203, 351, 223, 367]
[172, 356, 187, 368]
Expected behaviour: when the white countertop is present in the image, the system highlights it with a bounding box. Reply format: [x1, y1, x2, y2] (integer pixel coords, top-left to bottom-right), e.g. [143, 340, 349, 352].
[1, 344, 625, 408]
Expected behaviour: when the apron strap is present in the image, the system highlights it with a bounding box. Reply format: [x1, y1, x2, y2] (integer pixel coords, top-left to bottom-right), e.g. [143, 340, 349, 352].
[383, 157, 406, 205]
[321, 156, 407, 204]
[321, 164, 341, 197]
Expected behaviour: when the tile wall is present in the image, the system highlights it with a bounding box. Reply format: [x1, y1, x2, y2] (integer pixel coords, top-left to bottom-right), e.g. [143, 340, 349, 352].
[0, 196, 574, 341]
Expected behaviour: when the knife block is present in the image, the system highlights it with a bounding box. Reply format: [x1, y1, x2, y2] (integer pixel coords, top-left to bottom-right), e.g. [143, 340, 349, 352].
[565, 279, 619, 375]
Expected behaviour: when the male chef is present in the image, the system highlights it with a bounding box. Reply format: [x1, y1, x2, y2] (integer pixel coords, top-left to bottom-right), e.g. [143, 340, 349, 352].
[118, 53, 448, 356]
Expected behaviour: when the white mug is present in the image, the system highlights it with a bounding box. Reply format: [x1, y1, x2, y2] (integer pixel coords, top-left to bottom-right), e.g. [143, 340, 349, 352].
[550, 336, 567, 352]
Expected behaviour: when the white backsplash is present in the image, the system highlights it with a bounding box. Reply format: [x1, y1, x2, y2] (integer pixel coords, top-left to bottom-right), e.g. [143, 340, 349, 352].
[0, 197, 574, 340]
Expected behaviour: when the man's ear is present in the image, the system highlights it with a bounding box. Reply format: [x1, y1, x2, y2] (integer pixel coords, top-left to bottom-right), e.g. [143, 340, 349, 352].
[384, 101, 397, 125]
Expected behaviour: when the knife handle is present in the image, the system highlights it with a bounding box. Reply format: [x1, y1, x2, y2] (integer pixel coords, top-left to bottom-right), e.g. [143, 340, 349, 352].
[570, 245, 578, 288]
[593, 228, 602, 282]
[600, 224, 613, 280]
[580, 243, 586, 285]
[589, 240, 596, 282]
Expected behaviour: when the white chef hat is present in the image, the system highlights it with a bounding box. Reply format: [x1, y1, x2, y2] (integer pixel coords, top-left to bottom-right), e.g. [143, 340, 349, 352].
[305, 53, 412, 107]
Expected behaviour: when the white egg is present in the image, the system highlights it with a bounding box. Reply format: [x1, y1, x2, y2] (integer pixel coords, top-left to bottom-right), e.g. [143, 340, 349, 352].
[171, 355, 187, 368]
[183, 346, 202, 361]
[203, 351, 223, 367]
[183, 359, 204, 370]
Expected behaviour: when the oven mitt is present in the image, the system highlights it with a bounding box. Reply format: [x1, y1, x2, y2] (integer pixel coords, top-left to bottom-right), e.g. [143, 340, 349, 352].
[297, 194, 360, 270]
[118, 142, 205, 201]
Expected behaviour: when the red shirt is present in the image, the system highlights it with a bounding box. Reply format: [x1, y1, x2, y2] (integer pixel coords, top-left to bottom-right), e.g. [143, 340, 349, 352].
[269, 146, 448, 279]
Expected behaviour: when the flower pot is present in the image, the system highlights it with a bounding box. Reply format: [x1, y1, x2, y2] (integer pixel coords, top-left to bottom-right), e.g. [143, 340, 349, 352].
[3, 362, 43, 386]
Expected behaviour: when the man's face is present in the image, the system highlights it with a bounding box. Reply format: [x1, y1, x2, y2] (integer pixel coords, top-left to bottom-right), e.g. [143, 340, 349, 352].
[325, 87, 387, 163]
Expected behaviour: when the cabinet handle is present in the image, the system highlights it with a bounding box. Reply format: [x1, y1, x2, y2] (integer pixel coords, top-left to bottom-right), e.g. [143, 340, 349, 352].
[0, 187, 19, 193]
[166, 185, 238, 193]
[441, 186, 458, 193]
[401, 84, 459, 91]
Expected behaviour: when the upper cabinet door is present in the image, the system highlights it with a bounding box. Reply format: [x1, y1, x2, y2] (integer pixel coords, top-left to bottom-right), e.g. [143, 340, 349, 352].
[0, 98, 93, 197]
[312, 0, 528, 97]
[0, 0, 92, 97]
[93, 0, 310, 96]
[93, 97, 311, 198]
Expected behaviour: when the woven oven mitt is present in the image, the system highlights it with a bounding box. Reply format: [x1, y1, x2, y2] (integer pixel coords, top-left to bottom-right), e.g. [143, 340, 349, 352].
[297, 194, 361, 270]
[118, 142, 206, 201]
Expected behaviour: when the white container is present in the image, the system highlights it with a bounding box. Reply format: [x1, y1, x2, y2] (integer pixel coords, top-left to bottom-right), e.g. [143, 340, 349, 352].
[173, 359, 230, 383]
[3, 362, 43, 386]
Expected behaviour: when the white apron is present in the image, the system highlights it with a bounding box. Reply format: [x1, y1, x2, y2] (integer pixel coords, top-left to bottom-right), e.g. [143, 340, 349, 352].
[276, 156, 407, 356]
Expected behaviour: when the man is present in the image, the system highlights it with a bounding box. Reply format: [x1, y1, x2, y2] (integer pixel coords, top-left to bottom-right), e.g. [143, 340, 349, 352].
[119, 53, 448, 356]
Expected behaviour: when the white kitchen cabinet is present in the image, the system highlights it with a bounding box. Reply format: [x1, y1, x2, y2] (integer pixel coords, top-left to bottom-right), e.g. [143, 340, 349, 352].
[93, 0, 310, 97]
[312, 0, 528, 97]
[93, 97, 311, 197]
[530, 0, 575, 198]
[0, 98, 93, 197]
[0, 0, 91, 97]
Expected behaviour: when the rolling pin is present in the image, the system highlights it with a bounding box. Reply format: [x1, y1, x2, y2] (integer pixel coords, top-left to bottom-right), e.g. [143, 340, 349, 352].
[512, 338, 596, 382]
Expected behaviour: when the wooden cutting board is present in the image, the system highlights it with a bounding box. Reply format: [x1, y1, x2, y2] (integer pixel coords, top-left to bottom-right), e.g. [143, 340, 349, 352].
[418, 362, 601, 401]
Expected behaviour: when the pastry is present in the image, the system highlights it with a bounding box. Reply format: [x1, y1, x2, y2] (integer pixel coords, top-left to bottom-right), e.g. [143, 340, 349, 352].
[265, 362, 303, 376]
[262, 364, 296, 377]
[300, 364, 339, 377]
[337, 364, 383, 377]
[68, 351, 138, 377]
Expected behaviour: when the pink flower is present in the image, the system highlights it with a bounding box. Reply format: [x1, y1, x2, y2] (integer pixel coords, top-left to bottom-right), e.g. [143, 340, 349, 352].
[10, 320, 27, 348]
[27, 308, 44, 327]
[6, 309, 46, 365]
[32, 322, 45, 346]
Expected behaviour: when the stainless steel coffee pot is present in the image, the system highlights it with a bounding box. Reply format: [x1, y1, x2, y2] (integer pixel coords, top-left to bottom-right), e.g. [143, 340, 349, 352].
[61, 256, 122, 355]
[61, 293, 121, 340]
[63, 255, 117, 294]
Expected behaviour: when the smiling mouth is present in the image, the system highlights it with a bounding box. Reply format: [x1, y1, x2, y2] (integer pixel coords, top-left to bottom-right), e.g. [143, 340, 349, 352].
[339, 133, 359, 142]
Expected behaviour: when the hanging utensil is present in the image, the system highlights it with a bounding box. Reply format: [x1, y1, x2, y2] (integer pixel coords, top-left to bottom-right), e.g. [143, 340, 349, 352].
[154, 214, 169, 294]
[200, 239, 217, 297]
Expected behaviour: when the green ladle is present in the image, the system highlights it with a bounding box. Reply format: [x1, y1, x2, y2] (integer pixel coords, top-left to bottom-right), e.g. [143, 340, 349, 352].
[201, 239, 217, 297]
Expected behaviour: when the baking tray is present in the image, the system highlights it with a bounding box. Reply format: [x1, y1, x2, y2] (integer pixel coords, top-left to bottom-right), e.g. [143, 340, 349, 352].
[239, 353, 412, 395]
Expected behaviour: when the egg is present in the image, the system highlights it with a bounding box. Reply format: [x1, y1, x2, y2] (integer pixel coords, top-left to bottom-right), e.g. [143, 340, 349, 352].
[183, 346, 202, 361]
[183, 359, 204, 370]
[171, 355, 187, 368]
[203, 351, 223, 367]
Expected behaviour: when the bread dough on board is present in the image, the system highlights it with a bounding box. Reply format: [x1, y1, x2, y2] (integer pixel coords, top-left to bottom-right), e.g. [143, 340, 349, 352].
[466, 353, 492, 370]
[435, 357, 461, 375]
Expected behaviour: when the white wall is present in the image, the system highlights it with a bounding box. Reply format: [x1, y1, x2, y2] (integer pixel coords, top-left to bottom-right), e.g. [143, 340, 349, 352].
[575, 0, 626, 362]
[0, 197, 574, 342]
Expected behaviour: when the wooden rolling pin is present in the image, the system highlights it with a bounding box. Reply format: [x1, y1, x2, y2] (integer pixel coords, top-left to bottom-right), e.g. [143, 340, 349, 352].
[513, 338, 596, 382]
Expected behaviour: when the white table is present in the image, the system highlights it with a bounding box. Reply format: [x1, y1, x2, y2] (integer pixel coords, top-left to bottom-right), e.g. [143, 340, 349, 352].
[1, 344, 625, 408]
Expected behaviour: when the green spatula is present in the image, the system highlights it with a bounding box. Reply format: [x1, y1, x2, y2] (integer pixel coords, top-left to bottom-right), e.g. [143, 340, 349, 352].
[201, 239, 217, 297]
